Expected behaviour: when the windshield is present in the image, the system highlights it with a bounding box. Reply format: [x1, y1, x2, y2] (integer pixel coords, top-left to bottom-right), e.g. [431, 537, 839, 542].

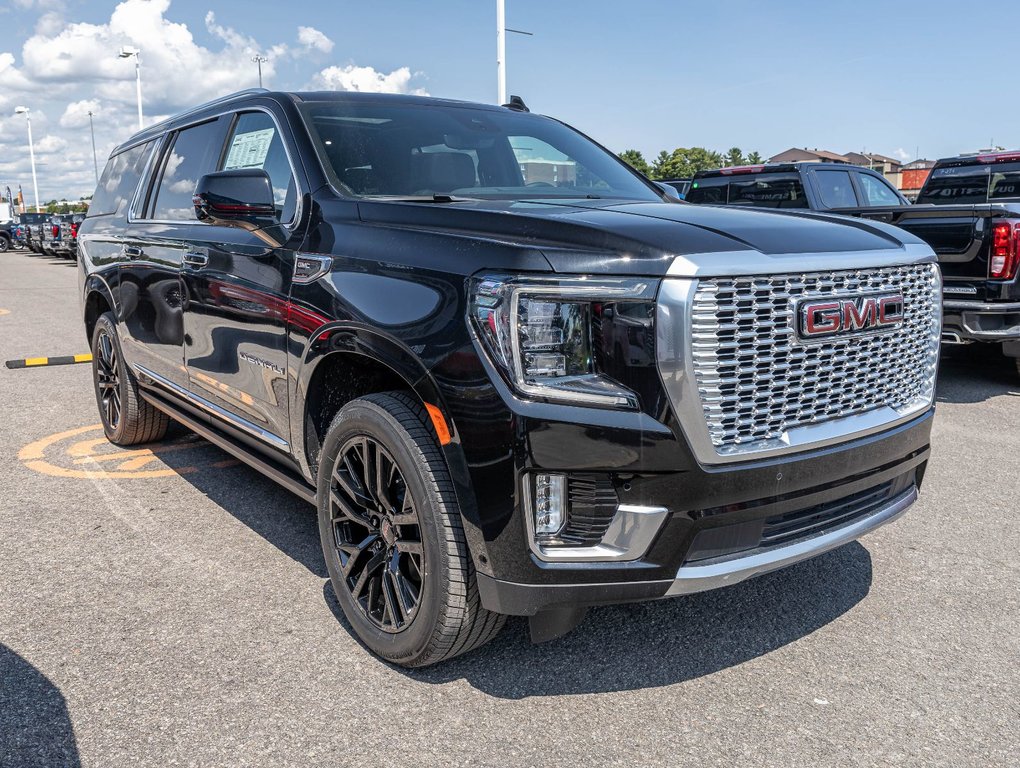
[299, 101, 660, 202]
[916, 161, 1020, 204]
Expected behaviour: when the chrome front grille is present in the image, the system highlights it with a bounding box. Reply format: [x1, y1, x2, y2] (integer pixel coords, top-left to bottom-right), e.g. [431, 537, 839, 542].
[688, 263, 941, 456]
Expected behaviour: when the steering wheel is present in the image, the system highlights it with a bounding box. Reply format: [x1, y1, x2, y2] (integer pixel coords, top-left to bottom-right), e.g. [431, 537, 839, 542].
[524, 181, 556, 188]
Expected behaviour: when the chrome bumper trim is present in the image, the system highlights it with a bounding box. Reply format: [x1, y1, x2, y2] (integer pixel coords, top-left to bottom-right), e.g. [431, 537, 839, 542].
[943, 300, 1020, 312]
[665, 486, 917, 596]
[524, 487, 670, 563]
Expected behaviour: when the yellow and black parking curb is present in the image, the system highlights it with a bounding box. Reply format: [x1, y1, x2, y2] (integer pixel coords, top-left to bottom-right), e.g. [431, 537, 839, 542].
[5, 354, 92, 370]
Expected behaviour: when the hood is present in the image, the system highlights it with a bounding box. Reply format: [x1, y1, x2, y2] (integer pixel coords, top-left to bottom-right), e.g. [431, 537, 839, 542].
[355, 198, 919, 276]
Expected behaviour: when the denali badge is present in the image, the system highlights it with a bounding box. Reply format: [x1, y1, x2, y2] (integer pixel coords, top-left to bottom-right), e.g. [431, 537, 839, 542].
[797, 293, 904, 339]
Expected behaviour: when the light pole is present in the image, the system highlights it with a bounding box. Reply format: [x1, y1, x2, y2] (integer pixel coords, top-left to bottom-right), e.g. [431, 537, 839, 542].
[496, 1, 532, 104]
[252, 55, 268, 88]
[497, 0, 506, 104]
[14, 106, 40, 213]
[118, 46, 143, 130]
[87, 110, 100, 185]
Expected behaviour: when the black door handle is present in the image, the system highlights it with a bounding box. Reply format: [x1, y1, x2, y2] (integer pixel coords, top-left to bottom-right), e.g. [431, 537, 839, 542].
[183, 251, 209, 268]
[123, 245, 143, 259]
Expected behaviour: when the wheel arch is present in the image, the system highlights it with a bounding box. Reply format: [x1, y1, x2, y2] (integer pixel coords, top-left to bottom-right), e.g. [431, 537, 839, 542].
[294, 324, 481, 540]
[82, 274, 117, 344]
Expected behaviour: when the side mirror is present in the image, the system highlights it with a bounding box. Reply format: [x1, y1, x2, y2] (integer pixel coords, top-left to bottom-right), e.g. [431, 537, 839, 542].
[193, 169, 276, 226]
[655, 182, 682, 201]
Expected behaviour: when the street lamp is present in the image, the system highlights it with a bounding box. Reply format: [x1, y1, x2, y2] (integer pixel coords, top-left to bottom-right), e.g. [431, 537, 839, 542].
[87, 110, 100, 185]
[496, 0, 532, 104]
[14, 106, 41, 213]
[118, 46, 143, 131]
[252, 55, 268, 88]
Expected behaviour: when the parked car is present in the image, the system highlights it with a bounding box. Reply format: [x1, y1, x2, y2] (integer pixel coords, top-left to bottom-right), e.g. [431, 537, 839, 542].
[51, 213, 81, 259]
[0, 220, 13, 252]
[910, 151, 1020, 371]
[685, 162, 908, 209]
[10, 221, 26, 249]
[19, 212, 50, 254]
[79, 89, 941, 666]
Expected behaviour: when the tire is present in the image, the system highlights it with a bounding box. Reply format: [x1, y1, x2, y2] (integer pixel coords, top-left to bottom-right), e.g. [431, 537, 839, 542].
[0, 235, 9, 253]
[91, 312, 170, 446]
[317, 392, 505, 667]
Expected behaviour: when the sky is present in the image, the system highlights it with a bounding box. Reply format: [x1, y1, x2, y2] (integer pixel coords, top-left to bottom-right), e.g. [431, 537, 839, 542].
[0, 0, 1015, 203]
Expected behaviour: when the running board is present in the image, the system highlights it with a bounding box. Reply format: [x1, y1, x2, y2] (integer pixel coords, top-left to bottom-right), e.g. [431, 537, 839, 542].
[139, 388, 317, 505]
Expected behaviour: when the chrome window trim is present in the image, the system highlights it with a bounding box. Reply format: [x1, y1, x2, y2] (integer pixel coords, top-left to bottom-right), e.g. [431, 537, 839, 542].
[656, 249, 941, 466]
[135, 364, 289, 451]
[129, 104, 303, 229]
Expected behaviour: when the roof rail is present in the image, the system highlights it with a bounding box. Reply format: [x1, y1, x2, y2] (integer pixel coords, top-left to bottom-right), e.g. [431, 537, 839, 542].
[137, 88, 271, 136]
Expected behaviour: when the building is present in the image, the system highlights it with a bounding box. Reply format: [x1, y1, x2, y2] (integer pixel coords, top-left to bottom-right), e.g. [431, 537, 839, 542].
[899, 159, 936, 201]
[844, 152, 903, 188]
[768, 148, 851, 164]
[518, 159, 577, 186]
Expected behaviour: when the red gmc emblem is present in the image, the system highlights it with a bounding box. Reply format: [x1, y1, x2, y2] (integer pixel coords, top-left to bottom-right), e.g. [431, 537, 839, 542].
[797, 293, 905, 339]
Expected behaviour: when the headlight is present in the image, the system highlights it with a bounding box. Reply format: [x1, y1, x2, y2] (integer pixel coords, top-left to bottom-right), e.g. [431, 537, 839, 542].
[470, 274, 656, 408]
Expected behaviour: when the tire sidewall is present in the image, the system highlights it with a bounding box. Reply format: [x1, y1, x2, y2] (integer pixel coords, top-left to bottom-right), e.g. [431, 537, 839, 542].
[317, 399, 451, 664]
[91, 313, 130, 443]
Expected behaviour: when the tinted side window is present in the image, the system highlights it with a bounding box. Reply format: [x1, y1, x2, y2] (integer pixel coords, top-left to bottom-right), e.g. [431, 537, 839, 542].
[685, 179, 727, 204]
[152, 120, 225, 221]
[728, 177, 807, 208]
[89, 141, 155, 217]
[814, 170, 858, 208]
[221, 111, 297, 222]
[858, 173, 902, 206]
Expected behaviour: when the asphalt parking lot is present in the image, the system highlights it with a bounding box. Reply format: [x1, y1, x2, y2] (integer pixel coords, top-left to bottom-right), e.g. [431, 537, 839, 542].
[1, 250, 1018, 768]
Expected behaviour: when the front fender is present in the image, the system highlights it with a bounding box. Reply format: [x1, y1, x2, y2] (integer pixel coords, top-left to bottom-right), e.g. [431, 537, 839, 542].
[291, 323, 489, 567]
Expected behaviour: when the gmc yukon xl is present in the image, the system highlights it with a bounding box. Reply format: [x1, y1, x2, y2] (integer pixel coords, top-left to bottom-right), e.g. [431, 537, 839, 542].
[79, 90, 941, 666]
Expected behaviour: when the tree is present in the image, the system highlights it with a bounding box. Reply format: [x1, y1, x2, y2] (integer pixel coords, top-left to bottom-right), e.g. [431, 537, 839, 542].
[618, 149, 651, 177]
[725, 147, 746, 167]
[747, 151, 763, 164]
[651, 147, 725, 179]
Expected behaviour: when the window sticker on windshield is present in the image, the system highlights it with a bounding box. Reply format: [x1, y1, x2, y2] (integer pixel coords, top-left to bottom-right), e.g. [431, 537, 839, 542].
[224, 128, 275, 170]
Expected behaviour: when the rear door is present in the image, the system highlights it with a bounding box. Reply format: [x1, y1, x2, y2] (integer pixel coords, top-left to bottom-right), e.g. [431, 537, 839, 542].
[180, 108, 305, 454]
[121, 117, 230, 391]
[808, 168, 860, 210]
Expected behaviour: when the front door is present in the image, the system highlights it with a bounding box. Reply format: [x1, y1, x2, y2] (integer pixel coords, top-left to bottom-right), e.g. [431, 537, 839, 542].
[180, 110, 305, 454]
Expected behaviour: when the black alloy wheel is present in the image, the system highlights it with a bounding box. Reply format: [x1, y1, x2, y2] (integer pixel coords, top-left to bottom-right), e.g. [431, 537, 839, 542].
[95, 327, 122, 430]
[317, 392, 505, 666]
[329, 436, 424, 632]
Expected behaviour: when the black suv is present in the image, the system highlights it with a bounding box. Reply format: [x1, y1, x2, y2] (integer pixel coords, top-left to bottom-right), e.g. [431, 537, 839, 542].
[79, 90, 941, 666]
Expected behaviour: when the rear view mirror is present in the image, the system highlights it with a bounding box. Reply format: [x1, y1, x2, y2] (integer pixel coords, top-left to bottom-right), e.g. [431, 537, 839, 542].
[193, 169, 276, 225]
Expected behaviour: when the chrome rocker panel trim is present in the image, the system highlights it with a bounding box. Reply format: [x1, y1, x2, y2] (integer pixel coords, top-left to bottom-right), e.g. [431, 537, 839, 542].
[665, 486, 917, 596]
[134, 364, 290, 451]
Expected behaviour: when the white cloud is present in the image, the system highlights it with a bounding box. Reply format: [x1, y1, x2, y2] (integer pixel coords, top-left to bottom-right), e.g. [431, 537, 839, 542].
[0, 0, 425, 200]
[893, 147, 911, 161]
[60, 99, 101, 128]
[298, 26, 333, 54]
[311, 65, 427, 95]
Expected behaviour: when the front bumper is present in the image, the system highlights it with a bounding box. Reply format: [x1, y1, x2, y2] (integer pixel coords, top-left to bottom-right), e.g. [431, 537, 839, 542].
[475, 408, 932, 616]
[942, 299, 1020, 343]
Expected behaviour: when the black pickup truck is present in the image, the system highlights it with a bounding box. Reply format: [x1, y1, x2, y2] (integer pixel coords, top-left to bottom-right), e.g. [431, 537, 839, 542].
[688, 159, 1020, 374]
[79, 90, 940, 666]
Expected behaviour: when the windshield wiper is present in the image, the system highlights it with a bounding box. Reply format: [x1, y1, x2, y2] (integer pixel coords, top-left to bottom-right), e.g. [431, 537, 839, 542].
[363, 194, 479, 203]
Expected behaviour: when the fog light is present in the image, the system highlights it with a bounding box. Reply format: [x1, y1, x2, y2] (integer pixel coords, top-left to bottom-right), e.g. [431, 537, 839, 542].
[534, 474, 566, 536]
